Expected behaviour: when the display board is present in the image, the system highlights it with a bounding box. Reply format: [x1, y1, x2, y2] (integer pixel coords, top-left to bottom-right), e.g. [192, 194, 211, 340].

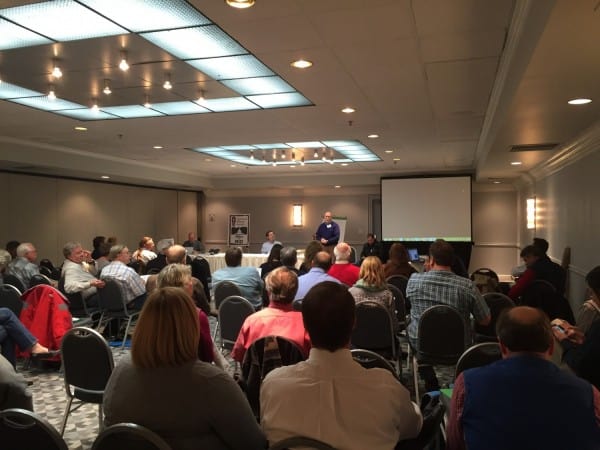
[229, 214, 250, 246]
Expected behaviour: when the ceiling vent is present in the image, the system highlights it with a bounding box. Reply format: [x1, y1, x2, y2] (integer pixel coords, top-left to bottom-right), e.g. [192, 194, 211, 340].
[509, 143, 559, 152]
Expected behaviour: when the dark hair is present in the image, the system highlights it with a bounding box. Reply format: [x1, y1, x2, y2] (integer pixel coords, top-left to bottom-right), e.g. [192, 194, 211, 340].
[92, 236, 105, 249]
[585, 266, 600, 298]
[5, 240, 20, 258]
[532, 238, 549, 254]
[267, 244, 283, 264]
[302, 282, 355, 351]
[367, 233, 376, 240]
[303, 240, 323, 269]
[225, 247, 243, 267]
[265, 230, 273, 238]
[280, 246, 297, 267]
[429, 239, 454, 266]
[388, 243, 409, 264]
[97, 242, 111, 257]
[496, 306, 552, 353]
[520, 245, 542, 258]
[313, 251, 332, 271]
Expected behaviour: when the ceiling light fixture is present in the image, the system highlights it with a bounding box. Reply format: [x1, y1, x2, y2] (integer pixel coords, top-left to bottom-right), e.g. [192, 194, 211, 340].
[153, 145, 163, 149]
[368, 134, 379, 138]
[291, 150, 296, 160]
[341, 107, 355, 114]
[74, 126, 87, 131]
[567, 98, 592, 105]
[322, 149, 326, 161]
[341, 163, 348, 166]
[334, 185, 341, 189]
[163, 74, 172, 90]
[226, 0, 255, 8]
[91, 98, 99, 111]
[385, 150, 393, 153]
[51, 59, 62, 79]
[301, 157, 305, 166]
[143, 95, 151, 108]
[291, 59, 312, 69]
[313, 150, 318, 158]
[511, 161, 522, 166]
[101, 175, 110, 179]
[103, 79, 112, 95]
[47, 84, 56, 100]
[250, 150, 254, 160]
[119, 51, 130, 71]
[197, 89, 205, 103]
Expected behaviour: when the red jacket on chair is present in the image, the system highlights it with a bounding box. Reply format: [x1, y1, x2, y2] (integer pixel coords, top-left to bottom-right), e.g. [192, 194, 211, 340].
[19, 285, 72, 357]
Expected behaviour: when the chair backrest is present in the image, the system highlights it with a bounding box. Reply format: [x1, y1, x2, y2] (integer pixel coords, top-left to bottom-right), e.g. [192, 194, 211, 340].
[29, 273, 53, 288]
[269, 436, 336, 450]
[386, 283, 406, 326]
[97, 278, 127, 313]
[241, 335, 306, 418]
[214, 281, 242, 310]
[57, 277, 89, 316]
[351, 301, 396, 359]
[0, 408, 68, 450]
[351, 348, 398, 379]
[455, 342, 502, 379]
[474, 292, 515, 338]
[3, 274, 25, 293]
[386, 274, 409, 297]
[349, 246, 357, 264]
[190, 257, 211, 300]
[470, 267, 500, 293]
[417, 305, 466, 365]
[292, 299, 303, 311]
[520, 279, 575, 322]
[39, 265, 53, 278]
[218, 295, 255, 349]
[60, 327, 114, 396]
[92, 422, 173, 450]
[0, 284, 24, 317]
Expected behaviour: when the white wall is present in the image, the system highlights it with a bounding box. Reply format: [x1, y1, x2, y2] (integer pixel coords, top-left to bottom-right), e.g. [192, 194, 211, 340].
[0, 173, 198, 263]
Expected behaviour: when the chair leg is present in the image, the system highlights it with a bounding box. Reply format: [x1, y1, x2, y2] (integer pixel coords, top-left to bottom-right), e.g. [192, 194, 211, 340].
[413, 356, 419, 401]
[121, 317, 133, 349]
[60, 397, 73, 435]
[98, 403, 104, 432]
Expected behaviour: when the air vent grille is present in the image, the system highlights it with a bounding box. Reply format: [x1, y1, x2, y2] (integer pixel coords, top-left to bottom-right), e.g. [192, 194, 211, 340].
[509, 143, 559, 152]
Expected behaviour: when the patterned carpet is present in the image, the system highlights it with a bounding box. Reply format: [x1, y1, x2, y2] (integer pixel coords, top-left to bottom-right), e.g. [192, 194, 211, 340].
[15, 318, 453, 450]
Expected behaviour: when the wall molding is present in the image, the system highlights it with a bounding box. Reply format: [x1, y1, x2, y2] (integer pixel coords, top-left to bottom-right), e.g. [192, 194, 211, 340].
[473, 242, 519, 249]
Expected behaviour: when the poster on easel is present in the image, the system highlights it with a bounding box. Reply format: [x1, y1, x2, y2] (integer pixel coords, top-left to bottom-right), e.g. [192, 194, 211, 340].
[229, 214, 250, 246]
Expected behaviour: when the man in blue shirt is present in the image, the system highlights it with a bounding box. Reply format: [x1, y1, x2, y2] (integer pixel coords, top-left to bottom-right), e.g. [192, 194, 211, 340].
[212, 247, 264, 308]
[295, 251, 340, 300]
[315, 211, 340, 255]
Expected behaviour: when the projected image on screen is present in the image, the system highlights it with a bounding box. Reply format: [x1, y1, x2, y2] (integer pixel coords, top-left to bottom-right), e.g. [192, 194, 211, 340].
[381, 176, 472, 242]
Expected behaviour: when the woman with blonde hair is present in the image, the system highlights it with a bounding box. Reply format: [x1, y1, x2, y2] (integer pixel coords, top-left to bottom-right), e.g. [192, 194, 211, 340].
[349, 256, 399, 333]
[103, 287, 266, 450]
[157, 264, 214, 363]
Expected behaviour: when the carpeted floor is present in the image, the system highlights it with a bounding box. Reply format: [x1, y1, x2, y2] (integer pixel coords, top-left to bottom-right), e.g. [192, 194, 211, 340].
[16, 317, 453, 450]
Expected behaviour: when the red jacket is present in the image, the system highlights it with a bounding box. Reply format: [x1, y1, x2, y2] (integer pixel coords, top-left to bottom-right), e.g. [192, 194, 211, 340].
[19, 285, 72, 357]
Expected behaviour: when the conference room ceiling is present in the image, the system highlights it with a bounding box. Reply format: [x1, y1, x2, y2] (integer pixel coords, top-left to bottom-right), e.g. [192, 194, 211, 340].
[0, 0, 598, 192]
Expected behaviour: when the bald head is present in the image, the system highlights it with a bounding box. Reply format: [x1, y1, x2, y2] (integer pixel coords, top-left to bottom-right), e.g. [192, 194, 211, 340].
[312, 251, 332, 271]
[497, 306, 553, 356]
[165, 244, 187, 264]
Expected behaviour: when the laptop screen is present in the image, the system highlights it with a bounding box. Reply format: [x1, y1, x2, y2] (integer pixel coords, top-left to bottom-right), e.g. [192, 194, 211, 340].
[407, 248, 420, 262]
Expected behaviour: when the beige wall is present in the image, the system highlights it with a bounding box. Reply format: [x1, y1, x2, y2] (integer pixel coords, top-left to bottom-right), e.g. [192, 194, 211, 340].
[0, 173, 197, 263]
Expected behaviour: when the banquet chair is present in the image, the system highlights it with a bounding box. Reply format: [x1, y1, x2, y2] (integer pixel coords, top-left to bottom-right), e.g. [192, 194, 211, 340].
[455, 342, 502, 379]
[3, 274, 25, 293]
[218, 295, 255, 353]
[92, 422, 173, 450]
[474, 292, 514, 342]
[212, 281, 242, 339]
[351, 301, 398, 370]
[0, 284, 24, 317]
[0, 408, 68, 450]
[351, 348, 399, 379]
[97, 278, 139, 348]
[29, 273, 53, 288]
[268, 436, 336, 450]
[60, 327, 114, 435]
[386, 283, 407, 331]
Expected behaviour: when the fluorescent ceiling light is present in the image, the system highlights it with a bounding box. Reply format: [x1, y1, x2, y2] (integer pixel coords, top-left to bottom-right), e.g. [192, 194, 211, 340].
[1, 1, 127, 41]
[246, 92, 311, 108]
[100, 105, 165, 118]
[150, 101, 210, 115]
[254, 143, 290, 150]
[141, 26, 246, 60]
[79, 0, 210, 32]
[55, 108, 118, 120]
[286, 141, 324, 148]
[11, 96, 82, 111]
[0, 81, 42, 99]
[0, 18, 52, 50]
[222, 76, 294, 96]
[187, 55, 273, 80]
[198, 97, 259, 112]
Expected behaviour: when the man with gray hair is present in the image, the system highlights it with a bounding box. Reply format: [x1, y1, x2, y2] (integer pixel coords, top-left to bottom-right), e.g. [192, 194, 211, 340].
[6, 242, 39, 288]
[328, 242, 360, 287]
[144, 238, 174, 274]
[62, 241, 104, 306]
[100, 245, 147, 309]
[280, 246, 299, 275]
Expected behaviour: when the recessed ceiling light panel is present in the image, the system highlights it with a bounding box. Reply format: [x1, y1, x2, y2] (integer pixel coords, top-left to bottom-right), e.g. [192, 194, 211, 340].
[198, 97, 259, 112]
[0, 18, 52, 50]
[55, 108, 118, 120]
[291, 59, 313, 69]
[0, 81, 42, 99]
[246, 92, 311, 108]
[100, 105, 165, 118]
[11, 96, 82, 111]
[150, 101, 210, 115]
[222, 76, 294, 96]
[187, 54, 273, 80]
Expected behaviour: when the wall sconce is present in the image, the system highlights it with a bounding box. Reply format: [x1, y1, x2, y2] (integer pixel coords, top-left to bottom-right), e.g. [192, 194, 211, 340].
[526, 197, 536, 230]
[292, 204, 303, 227]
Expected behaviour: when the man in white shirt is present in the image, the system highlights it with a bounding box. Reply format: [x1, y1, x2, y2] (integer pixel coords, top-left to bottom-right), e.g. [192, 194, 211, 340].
[62, 241, 104, 306]
[100, 245, 147, 309]
[261, 281, 422, 450]
[261, 230, 282, 255]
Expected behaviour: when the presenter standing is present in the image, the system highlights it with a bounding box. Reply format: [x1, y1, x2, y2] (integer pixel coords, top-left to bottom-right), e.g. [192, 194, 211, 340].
[315, 211, 340, 255]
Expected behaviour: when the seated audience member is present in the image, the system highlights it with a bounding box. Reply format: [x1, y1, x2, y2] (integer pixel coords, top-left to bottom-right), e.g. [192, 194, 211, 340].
[328, 242, 360, 286]
[360, 233, 382, 263]
[232, 267, 310, 363]
[5, 241, 20, 260]
[107, 236, 118, 246]
[212, 247, 264, 309]
[0, 307, 51, 367]
[94, 242, 112, 275]
[145, 238, 173, 274]
[551, 266, 600, 389]
[0, 354, 33, 411]
[62, 241, 105, 306]
[100, 245, 147, 310]
[406, 239, 490, 391]
[508, 243, 566, 300]
[511, 237, 553, 279]
[349, 256, 399, 333]
[259, 244, 283, 280]
[384, 243, 417, 279]
[298, 240, 323, 276]
[0, 249, 11, 284]
[447, 306, 600, 450]
[261, 230, 282, 255]
[6, 242, 40, 288]
[165, 244, 187, 264]
[295, 251, 340, 301]
[103, 287, 266, 450]
[182, 231, 205, 253]
[280, 246, 299, 275]
[261, 282, 422, 448]
[91, 236, 105, 260]
[157, 264, 214, 364]
[577, 265, 600, 333]
[191, 277, 211, 316]
[131, 236, 157, 267]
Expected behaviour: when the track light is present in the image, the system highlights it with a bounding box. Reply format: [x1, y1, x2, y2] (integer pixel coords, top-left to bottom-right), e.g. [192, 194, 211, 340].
[250, 150, 254, 160]
[144, 95, 151, 108]
[322, 148, 326, 161]
[163, 73, 172, 90]
[91, 98, 99, 111]
[198, 89, 205, 103]
[280, 150, 286, 159]
[313, 150, 318, 158]
[51, 59, 62, 79]
[119, 51, 129, 71]
[47, 85, 56, 100]
[301, 157, 305, 166]
[103, 79, 112, 95]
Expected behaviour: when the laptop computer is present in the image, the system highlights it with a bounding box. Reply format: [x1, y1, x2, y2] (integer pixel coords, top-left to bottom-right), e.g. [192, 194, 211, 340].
[407, 248, 420, 262]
